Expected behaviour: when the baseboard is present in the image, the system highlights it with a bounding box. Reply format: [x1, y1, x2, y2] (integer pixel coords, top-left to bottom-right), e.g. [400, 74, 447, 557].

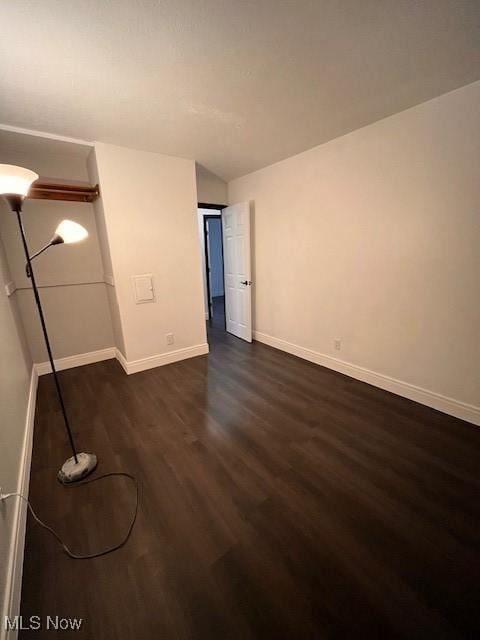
[253, 331, 480, 426]
[1, 367, 38, 640]
[34, 347, 116, 376]
[114, 348, 129, 374]
[116, 343, 209, 375]
[34, 343, 210, 377]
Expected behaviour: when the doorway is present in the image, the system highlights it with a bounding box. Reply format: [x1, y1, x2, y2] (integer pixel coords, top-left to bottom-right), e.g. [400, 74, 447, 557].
[204, 214, 225, 328]
[198, 206, 226, 330]
[198, 202, 252, 342]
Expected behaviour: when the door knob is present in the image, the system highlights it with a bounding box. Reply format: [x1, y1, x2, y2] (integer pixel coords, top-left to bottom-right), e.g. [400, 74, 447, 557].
[240, 280, 252, 285]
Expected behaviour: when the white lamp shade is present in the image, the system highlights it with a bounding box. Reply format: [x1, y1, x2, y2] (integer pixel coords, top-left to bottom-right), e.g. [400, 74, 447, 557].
[55, 220, 88, 244]
[0, 164, 39, 196]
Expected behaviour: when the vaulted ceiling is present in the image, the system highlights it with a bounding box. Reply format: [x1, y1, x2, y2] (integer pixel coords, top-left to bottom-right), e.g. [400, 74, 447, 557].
[1, 0, 479, 180]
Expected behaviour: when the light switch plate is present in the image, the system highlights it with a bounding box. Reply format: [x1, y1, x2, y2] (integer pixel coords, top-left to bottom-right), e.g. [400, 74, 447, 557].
[4, 280, 16, 297]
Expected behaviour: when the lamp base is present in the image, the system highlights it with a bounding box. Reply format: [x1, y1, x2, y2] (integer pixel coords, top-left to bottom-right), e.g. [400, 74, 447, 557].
[58, 452, 98, 484]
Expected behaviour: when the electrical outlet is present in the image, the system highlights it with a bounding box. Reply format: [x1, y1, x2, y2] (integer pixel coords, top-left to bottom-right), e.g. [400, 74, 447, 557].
[166, 333, 174, 345]
[334, 339, 341, 351]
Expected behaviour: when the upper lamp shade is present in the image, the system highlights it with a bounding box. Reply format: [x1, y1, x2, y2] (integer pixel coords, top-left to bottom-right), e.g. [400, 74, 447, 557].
[55, 220, 88, 244]
[0, 164, 39, 196]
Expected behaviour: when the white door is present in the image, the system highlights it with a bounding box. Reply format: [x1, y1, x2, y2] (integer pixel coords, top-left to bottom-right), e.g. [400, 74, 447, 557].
[222, 202, 252, 342]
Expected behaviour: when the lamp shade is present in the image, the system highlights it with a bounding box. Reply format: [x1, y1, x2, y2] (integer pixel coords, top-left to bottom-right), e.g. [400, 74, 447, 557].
[55, 220, 88, 244]
[0, 164, 39, 196]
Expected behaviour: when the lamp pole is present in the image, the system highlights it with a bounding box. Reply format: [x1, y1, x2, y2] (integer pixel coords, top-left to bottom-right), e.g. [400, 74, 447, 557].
[1, 164, 97, 483]
[13, 201, 79, 464]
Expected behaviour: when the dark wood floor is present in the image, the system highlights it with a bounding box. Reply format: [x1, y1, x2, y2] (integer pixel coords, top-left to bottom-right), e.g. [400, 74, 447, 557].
[209, 295, 225, 330]
[20, 318, 480, 639]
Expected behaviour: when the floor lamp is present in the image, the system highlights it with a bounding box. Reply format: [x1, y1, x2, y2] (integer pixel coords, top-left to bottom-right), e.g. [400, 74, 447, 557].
[0, 164, 97, 483]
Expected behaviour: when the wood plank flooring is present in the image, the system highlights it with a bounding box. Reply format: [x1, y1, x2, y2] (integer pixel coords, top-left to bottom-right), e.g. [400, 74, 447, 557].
[20, 321, 480, 638]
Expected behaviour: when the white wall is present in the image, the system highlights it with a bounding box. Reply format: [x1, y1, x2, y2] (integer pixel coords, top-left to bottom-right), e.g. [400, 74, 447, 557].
[0, 199, 114, 362]
[87, 150, 126, 356]
[0, 235, 33, 629]
[0, 129, 91, 183]
[229, 81, 480, 419]
[196, 164, 227, 204]
[93, 143, 207, 366]
[0, 132, 114, 364]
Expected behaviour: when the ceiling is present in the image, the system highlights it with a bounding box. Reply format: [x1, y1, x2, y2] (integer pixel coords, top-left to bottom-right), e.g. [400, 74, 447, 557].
[1, 0, 479, 181]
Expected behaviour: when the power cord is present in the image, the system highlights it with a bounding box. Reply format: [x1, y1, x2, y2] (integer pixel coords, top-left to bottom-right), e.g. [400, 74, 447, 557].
[0, 472, 139, 559]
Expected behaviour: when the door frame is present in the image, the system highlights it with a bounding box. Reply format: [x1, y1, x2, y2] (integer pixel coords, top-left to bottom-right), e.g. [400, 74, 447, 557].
[198, 202, 227, 210]
[202, 213, 226, 327]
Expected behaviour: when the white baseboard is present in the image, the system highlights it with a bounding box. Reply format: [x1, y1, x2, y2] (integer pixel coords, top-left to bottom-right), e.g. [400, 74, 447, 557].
[114, 348, 129, 374]
[1, 367, 38, 640]
[34, 347, 116, 376]
[253, 331, 480, 426]
[34, 343, 210, 377]
[116, 343, 209, 375]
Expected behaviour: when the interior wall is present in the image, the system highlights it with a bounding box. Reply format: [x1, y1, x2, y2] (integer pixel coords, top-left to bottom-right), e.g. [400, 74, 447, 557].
[93, 142, 207, 363]
[0, 133, 114, 363]
[0, 129, 91, 183]
[228, 81, 480, 412]
[0, 235, 32, 625]
[87, 149, 126, 356]
[196, 164, 227, 204]
[0, 200, 114, 362]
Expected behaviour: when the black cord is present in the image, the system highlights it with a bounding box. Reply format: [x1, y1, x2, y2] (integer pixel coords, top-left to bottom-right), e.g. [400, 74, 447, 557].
[4, 472, 139, 560]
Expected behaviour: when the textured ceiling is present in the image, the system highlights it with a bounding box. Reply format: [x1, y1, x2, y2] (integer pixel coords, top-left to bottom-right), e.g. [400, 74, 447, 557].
[1, 0, 479, 180]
